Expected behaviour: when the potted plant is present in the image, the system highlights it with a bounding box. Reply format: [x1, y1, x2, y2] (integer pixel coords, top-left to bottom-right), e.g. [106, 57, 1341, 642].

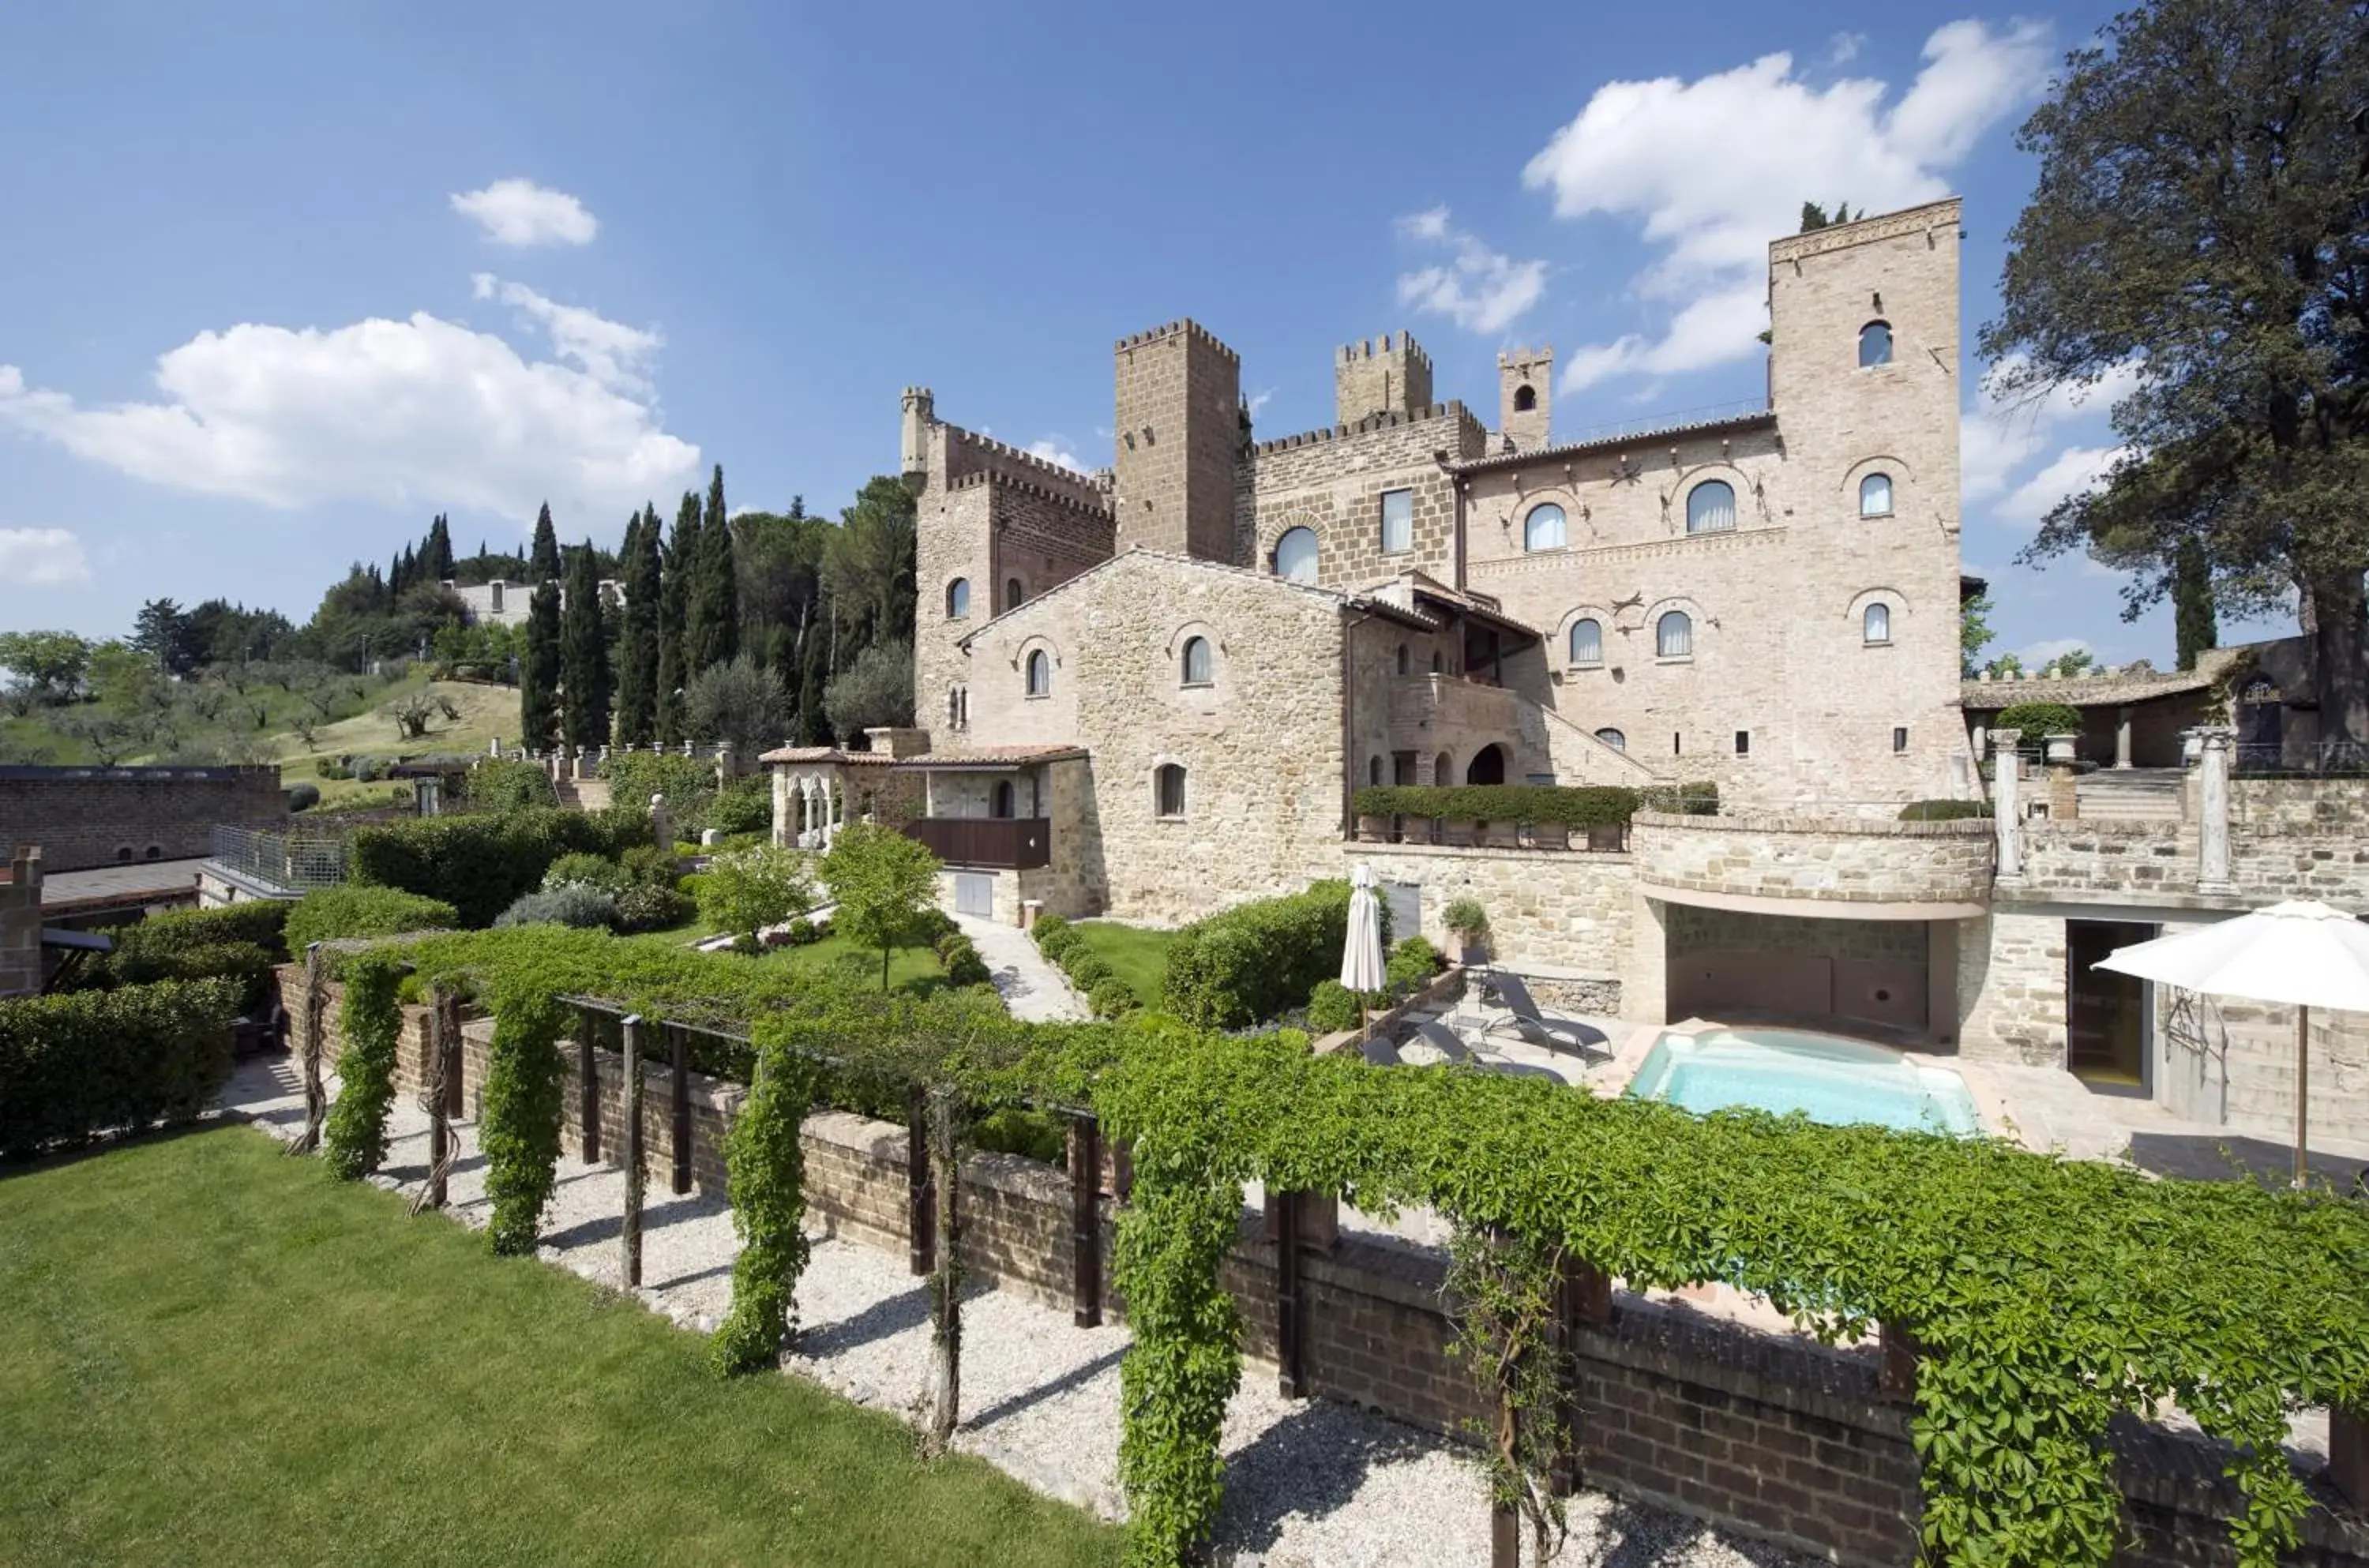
[1442, 897, 1490, 966]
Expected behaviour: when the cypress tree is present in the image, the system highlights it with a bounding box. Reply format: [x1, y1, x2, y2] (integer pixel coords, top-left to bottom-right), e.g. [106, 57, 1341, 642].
[655, 493, 700, 744]
[795, 612, 831, 746]
[559, 540, 612, 748]
[520, 577, 562, 753]
[424, 513, 455, 581]
[614, 505, 662, 745]
[694, 463, 740, 670]
[529, 503, 562, 582]
[2174, 538, 2218, 672]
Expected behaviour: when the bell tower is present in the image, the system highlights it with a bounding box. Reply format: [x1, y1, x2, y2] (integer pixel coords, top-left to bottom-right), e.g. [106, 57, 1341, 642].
[1497, 347, 1551, 451]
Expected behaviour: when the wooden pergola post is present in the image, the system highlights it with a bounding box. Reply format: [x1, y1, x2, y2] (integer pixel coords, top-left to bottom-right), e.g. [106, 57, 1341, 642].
[620, 1015, 645, 1288]
[1274, 1190, 1307, 1399]
[669, 1022, 691, 1195]
[1068, 1112, 1102, 1328]
[927, 1087, 964, 1446]
[907, 1084, 934, 1276]
[415, 986, 461, 1214]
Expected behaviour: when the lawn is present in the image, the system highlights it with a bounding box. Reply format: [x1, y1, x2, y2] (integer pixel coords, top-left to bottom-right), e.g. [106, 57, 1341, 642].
[1066, 921, 1177, 1010]
[277, 677, 519, 809]
[625, 922, 952, 996]
[0, 1127, 1120, 1568]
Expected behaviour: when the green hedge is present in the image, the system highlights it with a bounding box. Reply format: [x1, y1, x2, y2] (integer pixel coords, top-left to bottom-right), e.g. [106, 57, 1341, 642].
[112, 901, 291, 965]
[0, 978, 242, 1157]
[1352, 783, 1638, 827]
[1160, 880, 1391, 1030]
[349, 808, 650, 928]
[1898, 799, 1995, 822]
[1993, 701, 2085, 738]
[285, 886, 461, 950]
[463, 757, 558, 812]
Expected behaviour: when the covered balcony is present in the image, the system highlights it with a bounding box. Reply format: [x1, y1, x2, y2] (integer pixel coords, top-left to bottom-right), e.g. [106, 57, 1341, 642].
[895, 745, 1085, 872]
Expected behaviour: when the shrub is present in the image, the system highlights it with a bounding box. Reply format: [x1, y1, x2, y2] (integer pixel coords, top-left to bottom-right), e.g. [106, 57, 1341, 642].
[494, 884, 621, 930]
[613, 882, 693, 933]
[914, 906, 959, 945]
[1062, 951, 1115, 992]
[1034, 924, 1081, 965]
[351, 755, 389, 783]
[542, 851, 632, 895]
[1899, 798, 1994, 822]
[1031, 913, 1072, 947]
[0, 977, 242, 1157]
[104, 940, 279, 1015]
[940, 936, 991, 988]
[618, 844, 681, 887]
[696, 845, 814, 936]
[284, 886, 459, 949]
[1993, 701, 2085, 740]
[285, 782, 321, 812]
[1638, 779, 1721, 816]
[315, 757, 350, 780]
[779, 916, 823, 946]
[972, 1106, 1067, 1165]
[349, 808, 647, 927]
[114, 901, 291, 964]
[1441, 898, 1489, 950]
[1386, 935, 1444, 994]
[1160, 880, 1391, 1030]
[603, 752, 718, 829]
[464, 757, 557, 812]
[707, 775, 773, 837]
[1087, 978, 1137, 1020]
[1306, 979, 1363, 1034]
[1352, 783, 1639, 827]
[321, 953, 403, 1180]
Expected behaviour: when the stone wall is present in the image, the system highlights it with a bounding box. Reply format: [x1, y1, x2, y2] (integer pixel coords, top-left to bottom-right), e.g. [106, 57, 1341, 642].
[1633, 811, 1992, 907]
[1346, 839, 1635, 976]
[2017, 817, 2369, 910]
[1955, 909, 2069, 1066]
[2231, 777, 2369, 835]
[0, 763, 286, 872]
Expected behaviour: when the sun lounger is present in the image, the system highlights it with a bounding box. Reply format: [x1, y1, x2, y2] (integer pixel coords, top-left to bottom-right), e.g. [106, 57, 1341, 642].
[1358, 1036, 1402, 1067]
[1408, 1021, 1476, 1065]
[1478, 972, 1610, 1060]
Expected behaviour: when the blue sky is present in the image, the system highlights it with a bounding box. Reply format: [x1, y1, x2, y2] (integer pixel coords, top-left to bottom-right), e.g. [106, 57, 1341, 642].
[0, 1, 2281, 666]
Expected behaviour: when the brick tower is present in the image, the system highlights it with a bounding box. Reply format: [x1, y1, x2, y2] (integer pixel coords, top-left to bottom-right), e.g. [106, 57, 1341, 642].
[1111, 320, 1241, 560]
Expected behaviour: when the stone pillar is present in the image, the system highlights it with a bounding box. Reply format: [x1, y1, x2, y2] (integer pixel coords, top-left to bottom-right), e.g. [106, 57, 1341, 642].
[715, 748, 734, 790]
[489, 736, 502, 758]
[2114, 707, 2134, 769]
[2197, 726, 2234, 892]
[1991, 729, 2022, 881]
[1626, 891, 1669, 1026]
[573, 748, 591, 782]
[650, 793, 673, 857]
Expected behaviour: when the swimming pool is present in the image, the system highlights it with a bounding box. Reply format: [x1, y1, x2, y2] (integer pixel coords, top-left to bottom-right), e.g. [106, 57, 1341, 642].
[1626, 1027, 1980, 1135]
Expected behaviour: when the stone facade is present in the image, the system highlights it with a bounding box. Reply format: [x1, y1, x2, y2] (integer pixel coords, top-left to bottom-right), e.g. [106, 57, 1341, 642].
[0, 763, 286, 872]
[1346, 839, 1635, 977]
[1634, 810, 1993, 909]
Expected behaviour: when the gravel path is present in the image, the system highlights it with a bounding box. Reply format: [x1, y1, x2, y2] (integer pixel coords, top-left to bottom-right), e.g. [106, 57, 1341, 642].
[222, 1053, 1804, 1567]
[958, 913, 1090, 1022]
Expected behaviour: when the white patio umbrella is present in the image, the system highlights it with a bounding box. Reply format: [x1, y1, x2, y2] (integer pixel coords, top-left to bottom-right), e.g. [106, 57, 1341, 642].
[2094, 899, 2369, 1186]
[1341, 863, 1388, 1041]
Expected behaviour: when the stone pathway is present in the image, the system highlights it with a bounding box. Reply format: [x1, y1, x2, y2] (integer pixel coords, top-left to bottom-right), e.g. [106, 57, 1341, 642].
[217, 1052, 1802, 1568]
[957, 913, 1089, 1022]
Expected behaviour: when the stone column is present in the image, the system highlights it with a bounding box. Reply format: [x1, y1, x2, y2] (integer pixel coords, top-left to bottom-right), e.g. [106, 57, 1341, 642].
[1991, 730, 2022, 881]
[489, 736, 502, 758]
[573, 748, 591, 782]
[2197, 726, 2234, 892]
[650, 793, 673, 857]
[2114, 707, 2134, 769]
[1626, 891, 1669, 1026]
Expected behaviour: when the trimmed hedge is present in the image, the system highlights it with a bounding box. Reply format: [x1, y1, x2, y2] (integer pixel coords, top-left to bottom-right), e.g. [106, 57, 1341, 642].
[463, 757, 558, 812]
[113, 901, 291, 964]
[1352, 783, 1638, 827]
[349, 807, 650, 928]
[1898, 798, 1995, 822]
[1161, 880, 1392, 1030]
[0, 977, 242, 1157]
[1993, 701, 2085, 739]
[284, 886, 460, 950]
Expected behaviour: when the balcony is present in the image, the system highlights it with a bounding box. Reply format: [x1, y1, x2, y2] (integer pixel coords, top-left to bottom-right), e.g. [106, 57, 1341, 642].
[901, 816, 1052, 870]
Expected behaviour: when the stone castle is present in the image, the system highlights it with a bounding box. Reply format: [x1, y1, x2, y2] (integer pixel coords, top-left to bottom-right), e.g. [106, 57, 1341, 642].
[767, 197, 2369, 1154]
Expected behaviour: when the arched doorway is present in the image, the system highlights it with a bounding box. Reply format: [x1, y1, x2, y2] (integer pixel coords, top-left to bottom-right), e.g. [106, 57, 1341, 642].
[991, 779, 1016, 819]
[1465, 744, 1507, 785]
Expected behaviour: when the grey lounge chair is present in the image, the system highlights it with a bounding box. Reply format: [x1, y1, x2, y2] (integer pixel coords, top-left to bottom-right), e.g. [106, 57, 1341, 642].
[1408, 1021, 1477, 1065]
[1358, 1035, 1402, 1067]
[1480, 972, 1611, 1060]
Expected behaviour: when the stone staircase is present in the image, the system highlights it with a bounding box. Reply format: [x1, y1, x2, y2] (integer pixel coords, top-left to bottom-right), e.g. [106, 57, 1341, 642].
[553, 776, 613, 812]
[2074, 767, 2186, 823]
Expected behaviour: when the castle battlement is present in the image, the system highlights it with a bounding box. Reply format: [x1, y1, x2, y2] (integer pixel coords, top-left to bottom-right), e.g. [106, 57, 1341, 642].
[948, 428, 1111, 494]
[947, 467, 1117, 519]
[1252, 400, 1474, 457]
[1497, 347, 1548, 369]
[1339, 332, 1432, 371]
[1113, 318, 1240, 363]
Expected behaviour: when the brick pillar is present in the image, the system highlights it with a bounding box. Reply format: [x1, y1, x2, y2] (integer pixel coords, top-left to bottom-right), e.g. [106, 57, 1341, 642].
[1990, 730, 2022, 880]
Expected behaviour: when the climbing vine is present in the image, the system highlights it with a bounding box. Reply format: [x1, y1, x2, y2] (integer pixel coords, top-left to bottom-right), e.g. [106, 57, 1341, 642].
[712, 1040, 821, 1374]
[1445, 1223, 1569, 1566]
[320, 951, 404, 1180]
[479, 992, 567, 1255]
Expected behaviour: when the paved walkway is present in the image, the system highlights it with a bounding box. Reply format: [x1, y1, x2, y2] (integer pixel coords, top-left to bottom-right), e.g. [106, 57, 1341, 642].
[957, 913, 1090, 1022]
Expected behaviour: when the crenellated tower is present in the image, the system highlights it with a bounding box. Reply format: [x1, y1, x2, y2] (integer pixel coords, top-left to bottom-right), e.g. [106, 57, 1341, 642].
[1335, 332, 1432, 426]
[1111, 320, 1241, 560]
[1496, 347, 1552, 451]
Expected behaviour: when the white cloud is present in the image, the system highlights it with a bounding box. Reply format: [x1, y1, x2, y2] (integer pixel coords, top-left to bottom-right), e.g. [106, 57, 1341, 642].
[1522, 19, 2051, 390]
[0, 527, 90, 585]
[2017, 636, 2091, 666]
[1995, 443, 2125, 529]
[1245, 388, 1275, 419]
[1025, 438, 1091, 474]
[0, 304, 698, 527]
[1828, 32, 1868, 65]
[1394, 207, 1549, 335]
[449, 178, 599, 247]
[1962, 354, 2143, 501]
[472, 274, 661, 396]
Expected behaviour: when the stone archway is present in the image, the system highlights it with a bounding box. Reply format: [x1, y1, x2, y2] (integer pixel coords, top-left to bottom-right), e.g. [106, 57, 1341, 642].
[1465, 744, 1507, 786]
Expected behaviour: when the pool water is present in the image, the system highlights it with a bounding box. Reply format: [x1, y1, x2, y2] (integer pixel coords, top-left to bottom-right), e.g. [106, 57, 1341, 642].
[1626, 1028, 1980, 1135]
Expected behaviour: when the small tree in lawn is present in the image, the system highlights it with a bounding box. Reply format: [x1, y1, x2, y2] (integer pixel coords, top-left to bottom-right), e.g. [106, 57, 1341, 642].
[820, 820, 942, 992]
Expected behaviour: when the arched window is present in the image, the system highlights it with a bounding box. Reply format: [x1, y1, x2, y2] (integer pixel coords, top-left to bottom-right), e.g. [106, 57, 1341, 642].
[1859, 472, 1894, 517]
[1395, 643, 1410, 676]
[1368, 756, 1384, 786]
[991, 780, 1015, 819]
[115, 846, 133, 864]
[1523, 503, 1567, 552]
[1275, 526, 1319, 583]
[1512, 383, 1537, 412]
[1594, 728, 1627, 752]
[1434, 751, 1453, 783]
[1181, 636, 1212, 686]
[1685, 481, 1735, 535]
[1864, 603, 1892, 645]
[1656, 610, 1693, 658]
[1154, 763, 1187, 818]
[1567, 617, 1602, 666]
[1004, 577, 1025, 612]
[1025, 649, 1050, 696]
[1859, 321, 1893, 368]
[144, 845, 161, 861]
[1465, 744, 1507, 785]
[489, 582, 505, 614]
[946, 577, 971, 618]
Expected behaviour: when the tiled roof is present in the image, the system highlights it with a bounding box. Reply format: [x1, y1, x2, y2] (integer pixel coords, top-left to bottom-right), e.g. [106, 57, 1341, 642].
[1447, 407, 1777, 476]
[756, 745, 895, 764]
[893, 745, 1089, 767]
[1959, 667, 2213, 711]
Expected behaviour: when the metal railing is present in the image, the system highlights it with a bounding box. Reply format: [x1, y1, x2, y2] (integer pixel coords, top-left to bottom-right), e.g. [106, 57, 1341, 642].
[208, 823, 347, 892]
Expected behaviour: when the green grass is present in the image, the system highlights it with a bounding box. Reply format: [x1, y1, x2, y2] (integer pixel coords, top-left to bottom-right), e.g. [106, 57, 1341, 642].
[623, 924, 952, 997]
[1066, 921, 1177, 1009]
[0, 1127, 1120, 1568]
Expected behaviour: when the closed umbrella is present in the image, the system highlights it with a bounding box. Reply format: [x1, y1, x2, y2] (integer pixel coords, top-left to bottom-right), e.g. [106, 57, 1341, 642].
[2094, 898, 2369, 1186]
[1341, 863, 1387, 1041]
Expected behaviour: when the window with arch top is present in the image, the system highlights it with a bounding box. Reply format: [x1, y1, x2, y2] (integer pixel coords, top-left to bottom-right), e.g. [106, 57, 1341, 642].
[1859, 321, 1893, 368]
[1567, 617, 1602, 666]
[1275, 526, 1318, 583]
[1004, 577, 1025, 612]
[1512, 383, 1537, 411]
[1860, 472, 1894, 517]
[1594, 727, 1627, 752]
[1395, 642, 1410, 676]
[946, 577, 971, 618]
[1154, 763, 1186, 819]
[1523, 502, 1567, 552]
[1181, 635, 1212, 686]
[1864, 603, 1891, 645]
[1684, 481, 1735, 535]
[1656, 610, 1693, 659]
[1024, 648, 1050, 697]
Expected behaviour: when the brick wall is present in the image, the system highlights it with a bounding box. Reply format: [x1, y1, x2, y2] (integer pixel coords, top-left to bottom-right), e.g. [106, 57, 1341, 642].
[1245, 402, 1485, 587]
[0, 845, 42, 997]
[1, 764, 286, 872]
